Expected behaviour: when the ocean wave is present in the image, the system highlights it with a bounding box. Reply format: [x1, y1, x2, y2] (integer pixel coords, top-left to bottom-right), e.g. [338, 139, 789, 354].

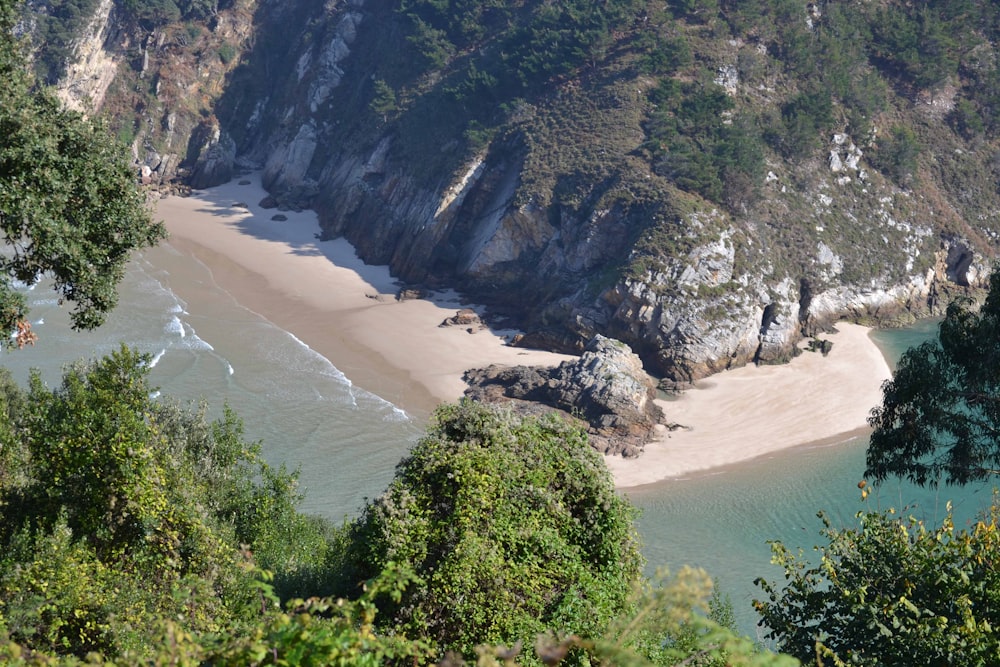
[148, 349, 166, 368]
[383, 404, 411, 422]
[165, 316, 186, 338]
[278, 330, 409, 419]
[182, 333, 214, 351]
[283, 331, 353, 385]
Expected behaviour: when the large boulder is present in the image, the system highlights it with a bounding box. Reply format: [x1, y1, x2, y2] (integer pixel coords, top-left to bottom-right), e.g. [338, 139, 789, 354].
[464, 335, 663, 457]
[187, 121, 236, 189]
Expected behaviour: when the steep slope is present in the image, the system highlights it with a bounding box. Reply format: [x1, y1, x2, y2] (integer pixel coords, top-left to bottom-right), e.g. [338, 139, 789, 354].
[29, 0, 1000, 384]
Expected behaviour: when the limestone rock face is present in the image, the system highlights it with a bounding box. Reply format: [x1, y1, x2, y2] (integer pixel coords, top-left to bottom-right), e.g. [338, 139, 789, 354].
[53, 0, 121, 113]
[263, 122, 319, 206]
[187, 121, 236, 190]
[464, 336, 663, 457]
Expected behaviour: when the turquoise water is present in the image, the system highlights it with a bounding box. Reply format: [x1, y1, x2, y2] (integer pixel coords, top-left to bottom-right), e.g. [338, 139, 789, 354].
[4, 242, 984, 637]
[627, 318, 996, 636]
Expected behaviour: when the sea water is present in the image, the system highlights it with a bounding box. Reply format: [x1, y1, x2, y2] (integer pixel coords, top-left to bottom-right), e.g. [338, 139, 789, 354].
[2, 241, 422, 519]
[3, 241, 989, 637]
[628, 318, 997, 636]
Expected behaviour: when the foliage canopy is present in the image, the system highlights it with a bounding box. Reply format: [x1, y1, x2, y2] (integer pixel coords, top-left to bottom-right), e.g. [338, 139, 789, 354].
[0, 0, 165, 340]
[755, 501, 1000, 665]
[867, 270, 1000, 486]
[343, 400, 645, 664]
[0, 347, 336, 659]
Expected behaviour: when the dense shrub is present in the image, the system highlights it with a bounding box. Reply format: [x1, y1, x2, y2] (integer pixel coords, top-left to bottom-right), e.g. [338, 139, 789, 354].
[343, 401, 644, 665]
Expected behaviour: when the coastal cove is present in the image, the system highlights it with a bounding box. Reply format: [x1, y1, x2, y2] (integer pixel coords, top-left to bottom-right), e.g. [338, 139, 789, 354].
[4, 178, 993, 636]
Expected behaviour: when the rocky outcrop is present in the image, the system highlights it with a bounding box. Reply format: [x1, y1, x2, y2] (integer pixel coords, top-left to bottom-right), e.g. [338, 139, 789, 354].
[599, 228, 988, 387]
[187, 119, 236, 190]
[439, 308, 485, 331]
[463, 336, 663, 457]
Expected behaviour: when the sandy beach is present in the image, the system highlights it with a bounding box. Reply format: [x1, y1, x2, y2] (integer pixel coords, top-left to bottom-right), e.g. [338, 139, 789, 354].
[157, 174, 893, 488]
[156, 175, 574, 419]
[604, 322, 892, 487]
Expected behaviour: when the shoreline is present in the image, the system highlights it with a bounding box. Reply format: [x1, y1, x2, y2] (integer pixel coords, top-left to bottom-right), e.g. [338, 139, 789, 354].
[155, 175, 574, 421]
[605, 322, 892, 488]
[155, 174, 893, 489]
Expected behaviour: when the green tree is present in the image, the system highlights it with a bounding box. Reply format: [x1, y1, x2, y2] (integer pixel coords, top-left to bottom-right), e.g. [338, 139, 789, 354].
[0, 347, 335, 659]
[370, 78, 398, 123]
[755, 501, 1000, 665]
[870, 125, 921, 187]
[406, 15, 454, 69]
[0, 0, 165, 341]
[342, 401, 644, 664]
[867, 270, 1000, 486]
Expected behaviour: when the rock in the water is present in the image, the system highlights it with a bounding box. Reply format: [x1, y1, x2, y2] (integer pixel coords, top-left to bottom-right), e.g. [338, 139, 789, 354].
[259, 195, 278, 209]
[271, 214, 288, 221]
[464, 335, 663, 457]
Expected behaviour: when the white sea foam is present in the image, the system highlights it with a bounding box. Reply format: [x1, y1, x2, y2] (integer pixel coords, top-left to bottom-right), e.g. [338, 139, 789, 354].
[183, 333, 214, 351]
[148, 349, 166, 368]
[284, 331, 353, 385]
[279, 329, 408, 417]
[165, 316, 185, 338]
[384, 405, 411, 422]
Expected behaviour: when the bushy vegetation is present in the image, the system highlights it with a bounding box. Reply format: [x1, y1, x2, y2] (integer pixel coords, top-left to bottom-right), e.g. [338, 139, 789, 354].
[118, 0, 226, 29]
[342, 401, 643, 664]
[360, 0, 1000, 195]
[756, 500, 1000, 666]
[0, 347, 338, 659]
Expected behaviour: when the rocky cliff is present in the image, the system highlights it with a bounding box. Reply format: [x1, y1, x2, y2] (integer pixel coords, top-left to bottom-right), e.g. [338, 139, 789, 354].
[31, 0, 1000, 385]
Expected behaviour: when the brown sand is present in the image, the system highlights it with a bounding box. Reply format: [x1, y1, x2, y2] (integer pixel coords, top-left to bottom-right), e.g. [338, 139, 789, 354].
[156, 175, 893, 487]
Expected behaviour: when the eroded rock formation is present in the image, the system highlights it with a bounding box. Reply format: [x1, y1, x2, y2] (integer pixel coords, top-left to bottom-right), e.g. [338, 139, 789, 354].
[464, 336, 663, 457]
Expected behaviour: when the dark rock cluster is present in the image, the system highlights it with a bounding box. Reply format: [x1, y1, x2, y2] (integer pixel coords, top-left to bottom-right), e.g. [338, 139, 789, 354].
[464, 335, 663, 457]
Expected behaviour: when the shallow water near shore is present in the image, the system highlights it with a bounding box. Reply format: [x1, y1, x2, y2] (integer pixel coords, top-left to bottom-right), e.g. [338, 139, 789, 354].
[5, 248, 991, 637]
[628, 318, 996, 636]
[4, 242, 422, 518]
